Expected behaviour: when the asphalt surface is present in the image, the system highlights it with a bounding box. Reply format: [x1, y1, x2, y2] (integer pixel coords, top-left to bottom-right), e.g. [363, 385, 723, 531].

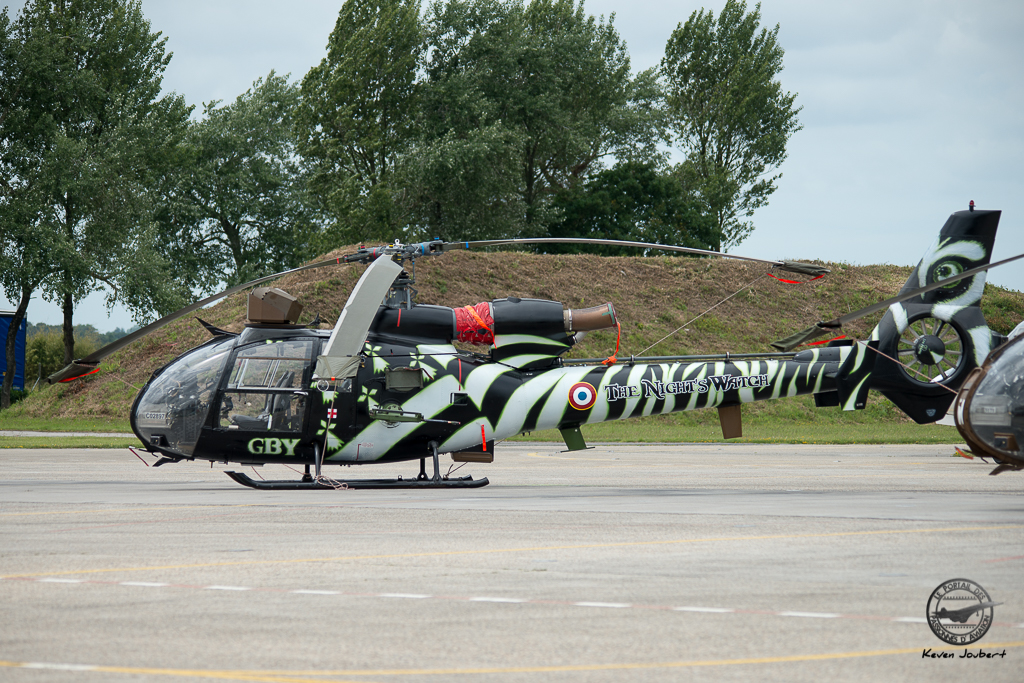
[2, 442, 1023, 682]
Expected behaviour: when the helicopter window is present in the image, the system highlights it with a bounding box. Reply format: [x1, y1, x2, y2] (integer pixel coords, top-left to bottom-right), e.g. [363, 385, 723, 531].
[133, 338, 236, 456]
[226, 340, 312, 390]
[220, 389, 306, 432]
[219, 340, 313, 432]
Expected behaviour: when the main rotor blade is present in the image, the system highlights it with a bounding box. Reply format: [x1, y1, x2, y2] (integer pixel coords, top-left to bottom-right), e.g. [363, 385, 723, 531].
[444, 238, 829, 275]
[315, 256, 404, 380]
[339, 237, 828, 276]
[771, 250, 1024, 351]
[46, 256, 352, 383]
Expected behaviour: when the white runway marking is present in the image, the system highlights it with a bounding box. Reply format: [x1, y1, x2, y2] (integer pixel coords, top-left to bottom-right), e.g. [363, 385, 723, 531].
[4, 575, 1022, 628]
[120, 581, 169, 587]
[573, 601, 631, 608]
[22, 663, 98, 671]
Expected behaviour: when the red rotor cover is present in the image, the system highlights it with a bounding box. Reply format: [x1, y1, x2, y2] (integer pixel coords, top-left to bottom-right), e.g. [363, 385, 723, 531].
[455, 302, 494, 346]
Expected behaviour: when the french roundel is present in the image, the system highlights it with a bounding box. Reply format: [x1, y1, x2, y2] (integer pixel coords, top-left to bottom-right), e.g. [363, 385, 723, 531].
[568, 382, 597, 410]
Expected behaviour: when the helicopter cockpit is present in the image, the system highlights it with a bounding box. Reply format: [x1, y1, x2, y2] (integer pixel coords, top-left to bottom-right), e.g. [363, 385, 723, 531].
[132, 334, 318, 458]
[954, 333, 1024, 469]
[132, 337, 236, 456]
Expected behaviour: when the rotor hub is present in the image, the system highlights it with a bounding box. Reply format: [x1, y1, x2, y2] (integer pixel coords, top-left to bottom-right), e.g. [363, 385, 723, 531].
[913, 335, 947, 365]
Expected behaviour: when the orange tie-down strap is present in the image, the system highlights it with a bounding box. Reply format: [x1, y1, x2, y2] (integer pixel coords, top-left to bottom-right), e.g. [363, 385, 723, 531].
[455, 302, 494, 346]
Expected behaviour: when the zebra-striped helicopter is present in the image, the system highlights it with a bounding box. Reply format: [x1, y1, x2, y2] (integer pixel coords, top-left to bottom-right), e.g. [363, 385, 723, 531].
[49, 206, 1021, 488]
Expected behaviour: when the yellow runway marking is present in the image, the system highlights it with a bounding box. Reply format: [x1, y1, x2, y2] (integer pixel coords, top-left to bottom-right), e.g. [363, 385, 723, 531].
[4, 642, 1024, 679]
[3, 524, 1022, 579]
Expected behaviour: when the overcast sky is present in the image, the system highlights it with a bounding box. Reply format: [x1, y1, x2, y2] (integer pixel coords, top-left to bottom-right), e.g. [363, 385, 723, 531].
[3, 0, 1023, 331]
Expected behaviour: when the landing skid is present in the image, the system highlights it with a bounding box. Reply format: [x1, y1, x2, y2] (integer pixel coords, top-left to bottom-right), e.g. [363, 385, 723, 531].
[224, 471, 488, 490]
[224, 440, 489, 490]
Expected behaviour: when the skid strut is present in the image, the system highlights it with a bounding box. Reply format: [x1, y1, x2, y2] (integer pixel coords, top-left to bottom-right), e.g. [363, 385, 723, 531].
[225, 442, 488, 490]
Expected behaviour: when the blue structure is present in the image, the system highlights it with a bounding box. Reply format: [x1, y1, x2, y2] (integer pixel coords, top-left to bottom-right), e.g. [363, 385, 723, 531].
[0, 311, 27, 391]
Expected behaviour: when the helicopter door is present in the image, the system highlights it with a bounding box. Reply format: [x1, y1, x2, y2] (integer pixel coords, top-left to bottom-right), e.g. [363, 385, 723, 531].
[218, 339, 314, 434]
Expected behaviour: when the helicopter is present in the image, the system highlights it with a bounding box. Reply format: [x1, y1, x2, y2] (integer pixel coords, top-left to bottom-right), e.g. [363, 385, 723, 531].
[951, 325, 1024, 475]
[47, 205, 1022, 489]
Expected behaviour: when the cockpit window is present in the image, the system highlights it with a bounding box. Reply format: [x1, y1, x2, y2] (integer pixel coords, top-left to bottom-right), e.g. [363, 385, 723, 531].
[133, 338, 236, 456]
[219, 339, 314, 433]
[227, 340, 311, 390]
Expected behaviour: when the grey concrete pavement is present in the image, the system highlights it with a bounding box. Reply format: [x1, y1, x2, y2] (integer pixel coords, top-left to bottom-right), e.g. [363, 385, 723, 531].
[1, 443, 1022, 682]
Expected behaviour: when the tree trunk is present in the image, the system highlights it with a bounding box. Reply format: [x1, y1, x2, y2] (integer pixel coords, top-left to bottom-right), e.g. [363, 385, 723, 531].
[1, 286, 31, 410]
[220, 217, 245, 276]
[62, 290, 75, 365]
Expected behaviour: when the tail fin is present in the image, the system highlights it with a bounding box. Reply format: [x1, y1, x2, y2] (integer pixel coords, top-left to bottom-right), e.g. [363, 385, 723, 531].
[839, 209, 1003, 423]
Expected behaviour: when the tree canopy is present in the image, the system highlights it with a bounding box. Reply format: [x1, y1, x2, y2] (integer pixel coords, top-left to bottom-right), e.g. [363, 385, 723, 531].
[159, 72, 317, 288]
[662, 0, 801, 251]
[295, 0, 422, 249]
[0, 0, 191, 380]
[410, 0, 661, 239]
[548, 161, 717, 255]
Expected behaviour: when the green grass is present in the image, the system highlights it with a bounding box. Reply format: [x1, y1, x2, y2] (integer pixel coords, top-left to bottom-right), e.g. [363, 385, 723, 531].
[510, 421, 960, 445]
[0, 436, 142, 449]
[0, 416, 131, 432]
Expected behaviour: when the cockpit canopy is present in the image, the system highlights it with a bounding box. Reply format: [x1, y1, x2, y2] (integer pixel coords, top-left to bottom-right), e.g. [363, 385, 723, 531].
[955, 334, 1024, 466]
[132, 335, 316, 457]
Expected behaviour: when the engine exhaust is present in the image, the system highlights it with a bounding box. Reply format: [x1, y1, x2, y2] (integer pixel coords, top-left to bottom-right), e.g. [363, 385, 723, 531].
[564, 303, 617, 333]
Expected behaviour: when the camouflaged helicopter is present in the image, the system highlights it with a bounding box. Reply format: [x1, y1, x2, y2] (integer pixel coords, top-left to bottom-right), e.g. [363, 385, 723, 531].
[48, 205, 1022, 488]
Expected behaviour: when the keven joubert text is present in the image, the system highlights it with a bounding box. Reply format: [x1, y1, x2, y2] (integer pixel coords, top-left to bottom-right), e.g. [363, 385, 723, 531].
[921, 649, 1007, 659]
[605, 374, 770, 401]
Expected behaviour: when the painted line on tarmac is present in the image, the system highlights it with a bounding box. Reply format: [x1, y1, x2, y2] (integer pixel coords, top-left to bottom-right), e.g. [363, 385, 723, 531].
[3, 523, 1022, 580]
[0, 504, 264, 518]
[985, 554, 1024, 563]
[4, 643, 1024, 679]
[5, 574, 1024, 630]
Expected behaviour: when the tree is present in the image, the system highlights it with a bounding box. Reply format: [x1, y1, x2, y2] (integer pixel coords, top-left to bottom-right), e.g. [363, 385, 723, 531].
[295, 0, 422, 249]
[0, 6, 65, 407]
[0, 219, 59, 408]
[0, 0, 191, 370]
[661, 0, 801, 251]
[547, 161, 716, 255]
[417, 0, 661, 238]
[159, 72, 317, 288]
